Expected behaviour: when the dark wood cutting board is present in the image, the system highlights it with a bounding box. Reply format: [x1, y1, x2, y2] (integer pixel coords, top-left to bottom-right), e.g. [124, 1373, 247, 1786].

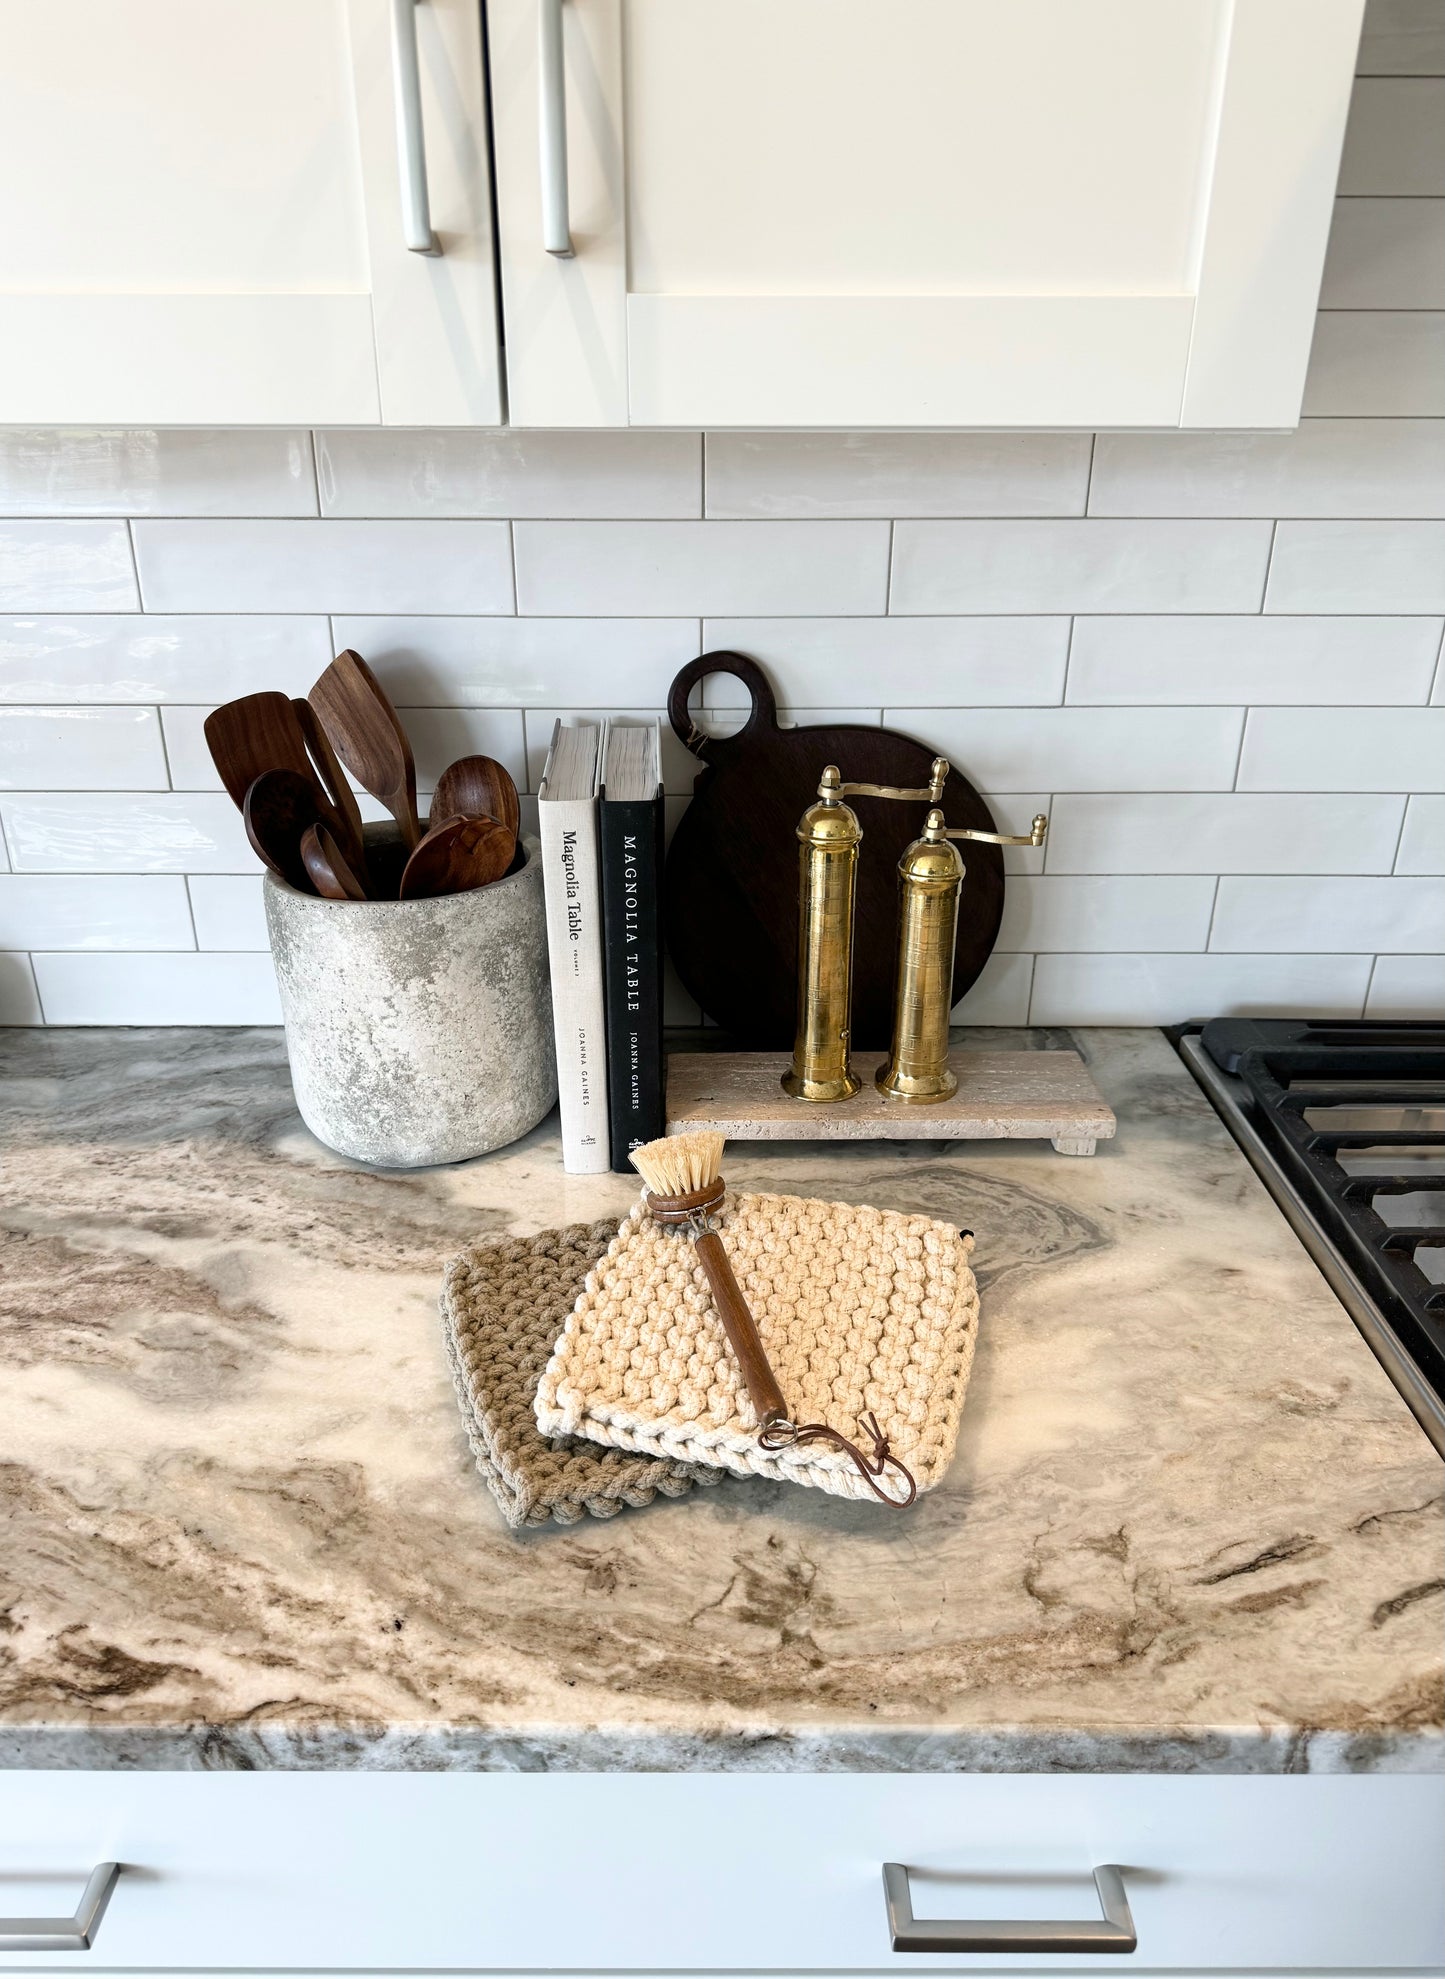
[662, 653, 1004, 1050]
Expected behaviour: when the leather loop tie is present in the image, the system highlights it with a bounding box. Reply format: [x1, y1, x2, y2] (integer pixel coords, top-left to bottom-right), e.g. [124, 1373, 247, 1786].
[759, 1409, 917, 1508]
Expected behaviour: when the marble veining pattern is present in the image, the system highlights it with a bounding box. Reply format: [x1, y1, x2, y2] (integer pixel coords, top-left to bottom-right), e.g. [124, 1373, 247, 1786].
[0, 1026, 1441, 1772]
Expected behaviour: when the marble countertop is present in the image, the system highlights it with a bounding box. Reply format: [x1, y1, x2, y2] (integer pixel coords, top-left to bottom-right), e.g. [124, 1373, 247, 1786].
[1, 1026, 1441, 1773]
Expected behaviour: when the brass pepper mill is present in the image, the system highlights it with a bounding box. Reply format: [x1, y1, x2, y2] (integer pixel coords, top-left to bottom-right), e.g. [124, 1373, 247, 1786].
[783, 759, 950, 1102]
[875, 807, 1049, 1104]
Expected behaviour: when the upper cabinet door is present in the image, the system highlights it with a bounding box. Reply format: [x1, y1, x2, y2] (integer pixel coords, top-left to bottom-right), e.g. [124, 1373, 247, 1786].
[490, 0, 1363, 429]
[0, 0, 501, 425]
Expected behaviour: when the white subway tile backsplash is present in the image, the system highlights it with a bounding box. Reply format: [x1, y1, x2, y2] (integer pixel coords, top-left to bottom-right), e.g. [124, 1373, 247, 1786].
[1067, 615, 1440, 706]
[132, 520, 514, 615]
[330, 617, 699, 707]
[1320, 199, 1445, 309]
[2, 793, 251, 873]
[1090, 420, 1445, 518]
[1238, 706, 1445, 791]
[0, 521, 137, 611]
[0, 430, 315, 518]
[951, 951, 1034, 1025]
[1396, 795, 1445, 872]
[704, 433, 1091, 519]
[188, 875, 268, 950]
[1366, 954, 1444, 1015]
[32, 951, 282, 1025]
[513, 521, 890, 616]
[317, 430, 699, 519]
[895, 707, 1244, 793]
[1030, 952, 1373, 1025]
[0, 707, 168, 790]
[890, 520, 1272, 614]
[1213, 876, 1445, 953]
[1358, 0, 1445, 75]
[1303, 314, 1445, 415]
[999, 875, 1215, 953]
[0, 614, 333, 704]
[0, 874, 193, 950]
[1266, 522, 1445, 613]
[396, 709, 528, 794]
[1046, 793, 1406, 876]
[1339, 79, 1445, 192]
[0, 953, 42, 1024]
[701, 617, 1069, 707]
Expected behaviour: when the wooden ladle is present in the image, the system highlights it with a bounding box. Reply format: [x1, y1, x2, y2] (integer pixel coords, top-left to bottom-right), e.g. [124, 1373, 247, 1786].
[398, 815, 516, 900]
[300, 822, 369, 901]
[243, 769, 326, 893]
[430, 755, 521, 837]
[309, 650, 421, 850]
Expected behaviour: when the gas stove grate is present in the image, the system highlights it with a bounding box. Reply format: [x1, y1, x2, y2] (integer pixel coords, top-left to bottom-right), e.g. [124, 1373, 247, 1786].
[1200, 1019, 1445, 1400]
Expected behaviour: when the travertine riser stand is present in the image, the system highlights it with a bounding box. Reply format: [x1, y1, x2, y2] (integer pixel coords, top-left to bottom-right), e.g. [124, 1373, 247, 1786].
[665, 1049, 1116, 1154]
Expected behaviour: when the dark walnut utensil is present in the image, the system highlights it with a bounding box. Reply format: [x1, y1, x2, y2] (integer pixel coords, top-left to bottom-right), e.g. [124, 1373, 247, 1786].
[662, 651, 1006, 1050]
[398, 815, 516, 900]
[309, 649, 421, 851]
[204, 691, 320, 809]
[243, 769, 328, 893]
[300, 822, 369, 901]
[292, 696, 367, 876]
[430, 755, 521, 836]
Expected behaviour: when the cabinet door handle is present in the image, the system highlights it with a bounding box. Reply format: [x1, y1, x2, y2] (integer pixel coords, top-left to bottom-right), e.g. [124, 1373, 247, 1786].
[391, 0, 441, 254]
[0, 1862, 121, 1952]
[882, 1863, 1137, 1955]
[538, 0, 574, 256]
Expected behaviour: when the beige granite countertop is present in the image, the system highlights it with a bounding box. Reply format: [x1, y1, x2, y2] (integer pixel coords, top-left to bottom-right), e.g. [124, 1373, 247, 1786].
[1, 1025, 1441, 1772]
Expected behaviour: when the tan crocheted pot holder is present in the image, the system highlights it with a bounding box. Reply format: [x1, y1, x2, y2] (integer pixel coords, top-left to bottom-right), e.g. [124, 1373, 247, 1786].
[535, 1193, 979, 1503]
[440, 1219, 721, 1529]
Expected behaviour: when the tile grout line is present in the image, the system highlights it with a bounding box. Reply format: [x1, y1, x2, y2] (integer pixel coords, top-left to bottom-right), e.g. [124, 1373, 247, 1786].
[1388, 796, 1412, 875]
[1361, 952, 1380, 1018]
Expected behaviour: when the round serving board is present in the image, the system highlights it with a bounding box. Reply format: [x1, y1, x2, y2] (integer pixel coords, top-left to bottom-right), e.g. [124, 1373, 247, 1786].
[662, 653, 1004, 1050]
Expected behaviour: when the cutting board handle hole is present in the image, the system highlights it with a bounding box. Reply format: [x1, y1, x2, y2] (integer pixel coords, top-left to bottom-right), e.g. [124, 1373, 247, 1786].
[667, 651, 780, 756]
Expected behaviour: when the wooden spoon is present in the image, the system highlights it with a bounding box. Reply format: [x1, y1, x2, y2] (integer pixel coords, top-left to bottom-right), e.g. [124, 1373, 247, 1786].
[430, 755, 521, 837]
[243, 769, 326, 892]
[300, 822, 369, 901]
[204, 691, 317, 809]
[398, 815, 516, 900]
[309, 650, 421, 850]
[292, 697, 367, 875]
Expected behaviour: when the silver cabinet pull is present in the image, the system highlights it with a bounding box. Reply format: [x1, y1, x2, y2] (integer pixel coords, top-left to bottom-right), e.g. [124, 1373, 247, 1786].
[883, 1862, 1137, 1955]
[391, 0, 441, 254]
[0, 1862, 121, 1952]
[538, 0, 574, 256]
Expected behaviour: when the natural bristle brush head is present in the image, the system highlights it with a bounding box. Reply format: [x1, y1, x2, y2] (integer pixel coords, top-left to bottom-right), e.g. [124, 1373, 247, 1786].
[630, 1130, 726, 1203]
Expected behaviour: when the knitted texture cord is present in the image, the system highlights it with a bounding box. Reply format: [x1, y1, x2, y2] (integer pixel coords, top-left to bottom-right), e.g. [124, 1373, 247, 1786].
[535, 1192, 979, 1502]
[440, 1219, 720, 1529]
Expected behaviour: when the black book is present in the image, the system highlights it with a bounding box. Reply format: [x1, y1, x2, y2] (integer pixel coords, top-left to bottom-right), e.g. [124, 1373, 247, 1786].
[598, 722, 665, 1173]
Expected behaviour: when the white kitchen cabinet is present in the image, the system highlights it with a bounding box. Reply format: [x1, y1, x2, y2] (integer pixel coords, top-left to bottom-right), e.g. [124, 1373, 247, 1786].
[489, 0, 1363, 430]
[0, 0, 501, 425]
[0, 1772, 1441, 1970]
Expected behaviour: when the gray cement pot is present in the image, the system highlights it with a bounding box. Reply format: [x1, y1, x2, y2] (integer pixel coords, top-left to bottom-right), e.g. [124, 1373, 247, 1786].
[264, 831, 555, 1167]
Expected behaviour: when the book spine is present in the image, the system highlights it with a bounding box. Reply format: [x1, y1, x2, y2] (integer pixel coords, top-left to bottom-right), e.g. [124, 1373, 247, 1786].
[600, 791, 664, 1173]
[537, 793, 610, 1175]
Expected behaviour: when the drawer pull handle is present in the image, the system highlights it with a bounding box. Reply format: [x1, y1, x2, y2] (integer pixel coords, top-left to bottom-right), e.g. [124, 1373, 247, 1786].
[0, 1861, 121, 1952]
[882, 1862, 1136, 1955]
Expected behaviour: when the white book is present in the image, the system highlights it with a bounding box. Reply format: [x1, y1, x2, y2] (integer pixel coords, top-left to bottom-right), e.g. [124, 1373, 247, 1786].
[537, 719, 610, 1174]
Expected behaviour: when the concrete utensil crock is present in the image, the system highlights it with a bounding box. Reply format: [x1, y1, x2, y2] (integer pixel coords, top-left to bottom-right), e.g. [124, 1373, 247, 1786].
[264, 828, 556, 1167]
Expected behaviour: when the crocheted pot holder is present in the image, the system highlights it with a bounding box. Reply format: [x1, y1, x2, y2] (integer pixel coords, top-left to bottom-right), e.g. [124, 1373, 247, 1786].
[535, 1192, 979, 1503]
[440, 1219, 721, 1529]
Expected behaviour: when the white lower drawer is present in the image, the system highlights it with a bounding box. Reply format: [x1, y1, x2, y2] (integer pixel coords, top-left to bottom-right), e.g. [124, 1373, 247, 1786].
[0, 1772, 1440, 1972]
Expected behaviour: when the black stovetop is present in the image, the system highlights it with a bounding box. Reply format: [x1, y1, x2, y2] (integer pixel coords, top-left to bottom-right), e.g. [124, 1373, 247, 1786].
[1196, 1019, 1445, 1435]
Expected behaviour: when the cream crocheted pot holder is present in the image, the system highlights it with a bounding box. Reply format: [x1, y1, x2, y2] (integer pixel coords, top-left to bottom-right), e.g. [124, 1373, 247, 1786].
[534, 1192, 979, 1502]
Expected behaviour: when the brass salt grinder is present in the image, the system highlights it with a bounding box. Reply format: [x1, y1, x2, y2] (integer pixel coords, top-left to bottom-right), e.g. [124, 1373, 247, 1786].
[783, 759, 1047, 1105]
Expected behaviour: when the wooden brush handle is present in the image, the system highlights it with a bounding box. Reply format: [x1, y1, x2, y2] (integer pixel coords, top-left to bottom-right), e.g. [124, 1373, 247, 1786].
[693, 1230, 790, 1431]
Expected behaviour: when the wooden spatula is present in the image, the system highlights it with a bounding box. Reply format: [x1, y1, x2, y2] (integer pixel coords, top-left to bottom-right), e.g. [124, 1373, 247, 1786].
[309, 650, 421, 850]
[204, 692, 317, 809]
[291, 696, 366, 873]
[398, 815, 515, 900]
